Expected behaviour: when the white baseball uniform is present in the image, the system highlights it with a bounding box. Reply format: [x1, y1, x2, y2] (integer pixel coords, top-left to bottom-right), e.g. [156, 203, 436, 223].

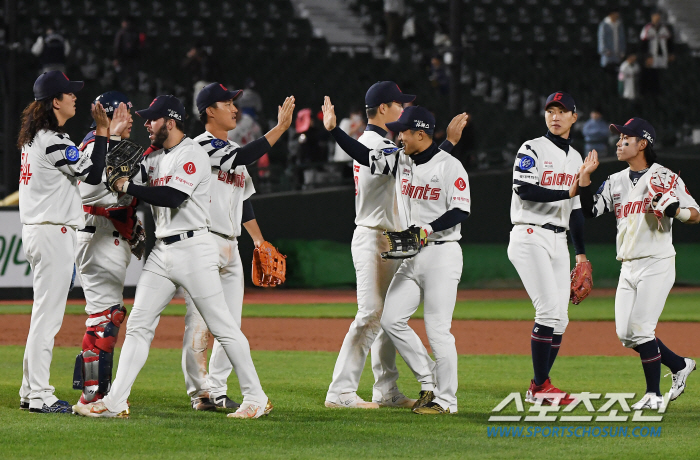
[19, 129, 94, 410]
[75, 134, 133, 317]
[507, 136, 583, 334]
[182, 131, 256, 402]
[586, 163, 699, 347]
[326, 126, 405, 404]
[372, 144, 471, 413]
[100, 136, 268, 414]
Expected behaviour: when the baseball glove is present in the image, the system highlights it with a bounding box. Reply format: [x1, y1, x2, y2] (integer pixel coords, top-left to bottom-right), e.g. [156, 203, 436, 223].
[252, 241, 287, 287]
[129, 220, 146, 260]
[381, 226, 429, 259]
[570, 261, 593, 305]
[647, 168, 680, 229]
[106, 139, 144, 192]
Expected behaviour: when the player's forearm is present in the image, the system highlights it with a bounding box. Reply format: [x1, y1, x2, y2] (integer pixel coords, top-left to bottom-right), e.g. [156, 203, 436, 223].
[83, 136, 108, 185]
[329, 127, 371, 167]
[569, 209, 586, 255]
[263, 124, 287, 147]
[429, 209, 470, 232]
[226, 137, 271, 168]
[578, 185, 596, 219]
[439, 140, 454, 153]
[514, 182, 570, 203]
[125, 183, 188, 208]
[243, 219, 264, 247]
[676, 207, 700, 224]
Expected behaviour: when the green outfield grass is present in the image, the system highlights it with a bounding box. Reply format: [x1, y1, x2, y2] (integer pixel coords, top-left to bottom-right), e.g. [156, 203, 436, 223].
[1, 346, 698, 459]
[2, 292, 700, 321]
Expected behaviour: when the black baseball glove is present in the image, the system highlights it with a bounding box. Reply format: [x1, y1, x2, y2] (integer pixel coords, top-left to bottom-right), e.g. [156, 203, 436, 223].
[106, 139, 144, 192]
[381, 226, 429, 259]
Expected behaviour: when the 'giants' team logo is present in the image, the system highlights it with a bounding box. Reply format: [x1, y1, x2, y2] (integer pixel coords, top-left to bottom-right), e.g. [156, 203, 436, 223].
[614, 197, 653, 219]
[541, 170, 575, 186]
[19, 152, 32, 185]
[401, 179, 440, 200]
[149, 175, 172, 186]
[455, 177, 467, 191]
[183, 162, 196, 174]
[217, 170, 245, 187]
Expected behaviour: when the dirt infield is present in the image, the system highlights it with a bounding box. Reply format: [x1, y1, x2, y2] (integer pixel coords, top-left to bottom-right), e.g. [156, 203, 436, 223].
[4, 314, 700, 357]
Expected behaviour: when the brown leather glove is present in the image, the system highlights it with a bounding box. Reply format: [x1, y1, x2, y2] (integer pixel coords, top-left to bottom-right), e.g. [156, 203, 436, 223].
[252, 241, 287, 287]
[570, 261, 593, 305]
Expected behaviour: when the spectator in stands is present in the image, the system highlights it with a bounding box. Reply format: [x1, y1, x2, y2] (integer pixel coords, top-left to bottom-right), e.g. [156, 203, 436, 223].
[640, 11, 673, 96]
[113, 19, 141, 91]
[236, 78, 263, 119]
[181, 44, 219, 87]
[293, 108, 328, 188]
[31, 28, 70, 75]
[428, 56, 450, 95]
[384, 0, 405, 59]
[333, 107, 365, 163]
[598, 10, 626, 74]
[618, 54, 640, 101]
[582, 109, 609, 156]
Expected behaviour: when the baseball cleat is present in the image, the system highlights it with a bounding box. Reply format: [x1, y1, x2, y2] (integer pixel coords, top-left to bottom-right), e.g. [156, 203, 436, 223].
[527, 378, 575, 405]
[191, 397, 217, 411]
[412, 390, 435, 410]
[412, 401, 452, 415]
[29, 400, 73, 413]
[374, 393, 418, 408]
[631, 393, 665, 411]
[72, 400, 130, 418]
[227, 399, 273, 419]
[20, 401, 29, 410]
[325, 392, 379, 409]
[666, 358, 696, 401]
[213, 395, 241, 409]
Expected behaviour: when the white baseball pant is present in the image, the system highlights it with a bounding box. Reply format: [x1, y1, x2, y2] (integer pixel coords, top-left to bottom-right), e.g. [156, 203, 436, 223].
[615, 256, 675, 348]
[380, 242, 463, 413]
[101, 233, 267, 413]
[75, 226, 131, 315]
[326, 226, 403, 402]
[19, 224, 76, 409]
[182, 234, 243, 401]
[508, 225, 570, 334]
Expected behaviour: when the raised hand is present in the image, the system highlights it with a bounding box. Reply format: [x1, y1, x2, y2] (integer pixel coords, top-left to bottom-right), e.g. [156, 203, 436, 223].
[110, 102, 130, 136]
[276, 96, 295, 131]
[445, 112, 468, 144]
[322, 96, 337, 131]
[578, 150, 599, 186]
[92, 102, 110, 132]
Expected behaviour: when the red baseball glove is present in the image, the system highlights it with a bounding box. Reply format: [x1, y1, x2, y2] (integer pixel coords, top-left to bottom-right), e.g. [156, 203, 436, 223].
[570, 261, 593, 305]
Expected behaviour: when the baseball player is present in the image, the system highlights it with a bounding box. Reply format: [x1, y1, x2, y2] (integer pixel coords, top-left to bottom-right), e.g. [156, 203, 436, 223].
[73, 95, 288, 419]
[323, 82, 419, 410]
[325, 101, 470, 415]
[577, 118, 699, 410]
[18, 71, 111, 413]
[72, 91, 135, 410]
[507, 92, 588, 406]
[182, 83, 294, 411]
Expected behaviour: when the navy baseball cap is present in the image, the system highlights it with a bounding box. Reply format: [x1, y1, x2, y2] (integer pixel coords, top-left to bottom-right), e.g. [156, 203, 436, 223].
[196, 82, 243, 114]
[136, 95, 186, 121]
[544, 91, 576, 113]
[33, 70, 84, 101]
[610, 117, 656, 145]
[365, 81, 416, 108]
[90, 91, 132, 128]
[386, 106, 435, 135]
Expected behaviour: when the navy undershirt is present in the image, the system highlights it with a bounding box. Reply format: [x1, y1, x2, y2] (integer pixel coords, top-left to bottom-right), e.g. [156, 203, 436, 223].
[629, 167, 649, 186]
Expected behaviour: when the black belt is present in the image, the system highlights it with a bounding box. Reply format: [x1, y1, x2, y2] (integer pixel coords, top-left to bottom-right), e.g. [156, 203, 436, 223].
[425, 241, 447, 246]
[161, 231, 195, 245]
[212, 231, 235, 240]
[527, 223, 566, 233]
[79, 226, 120, 238]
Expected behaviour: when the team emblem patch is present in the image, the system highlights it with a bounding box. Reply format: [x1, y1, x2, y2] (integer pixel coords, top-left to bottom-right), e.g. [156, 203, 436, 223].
[114, 239, 120, 246]
[211, 139, 227, 149]
[380, 147, 399, 155]
[61, 227, 67, 234]
[184, 162, 196, 174]
[527, 228, 534, 234]
[455, 177, 467, 191]
[519, 155, 535, 171]
[65, 146, 80, 162]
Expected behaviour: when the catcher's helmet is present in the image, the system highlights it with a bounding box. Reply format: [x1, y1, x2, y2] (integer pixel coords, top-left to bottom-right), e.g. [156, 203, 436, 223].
[90, 91, 133, 128]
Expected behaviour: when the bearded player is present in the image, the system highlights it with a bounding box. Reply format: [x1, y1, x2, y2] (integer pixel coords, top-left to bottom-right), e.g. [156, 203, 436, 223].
[577, 118, 698, 410]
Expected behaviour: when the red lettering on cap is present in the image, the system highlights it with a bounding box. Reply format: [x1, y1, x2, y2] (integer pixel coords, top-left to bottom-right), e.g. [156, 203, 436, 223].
[184, 162, 196, 175]
[553, 93, 563, 101]
[220, 84, 228, 91]
[625, 119, 634, 126]
[455, 178, 467, 191]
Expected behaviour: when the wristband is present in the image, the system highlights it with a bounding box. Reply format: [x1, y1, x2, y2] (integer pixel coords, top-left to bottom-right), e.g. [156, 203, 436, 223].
[110, 135, 122, 142]
[121, 180, 130, 194]
[676, 208, 691, 222]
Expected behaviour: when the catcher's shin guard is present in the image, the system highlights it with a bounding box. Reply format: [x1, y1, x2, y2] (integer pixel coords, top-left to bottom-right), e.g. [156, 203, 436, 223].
[73, 305, 127, 403]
